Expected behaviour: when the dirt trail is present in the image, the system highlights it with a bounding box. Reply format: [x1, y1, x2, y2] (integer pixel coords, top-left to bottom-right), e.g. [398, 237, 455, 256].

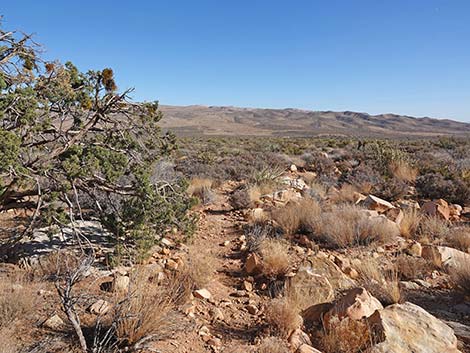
[157, 183, 266, 352]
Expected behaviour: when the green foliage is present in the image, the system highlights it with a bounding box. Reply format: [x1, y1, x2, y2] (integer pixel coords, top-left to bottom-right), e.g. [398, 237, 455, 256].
[0, 24, 195, 262]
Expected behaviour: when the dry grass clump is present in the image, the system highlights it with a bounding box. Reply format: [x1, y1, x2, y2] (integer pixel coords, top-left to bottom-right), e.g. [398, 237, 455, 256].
[265, 298, 302, 338]
[319, 316, 373, 353]
[354, 259, 402, 305]
[186, 248, 216, 289]
[0, 277, 35, 328]
[114, 267, 190, 346]
[449, 257, 470, 295]
[418, 216, 450, 243]
[259, 239, 291, 278]
[395, 255, 436, 281]
[389, 160, 418, 183]
[330, 183, 360, 204]
[399, 208, 422, 239]
[271, 198, 321, 235]
[230, 184, 263, 209]
[257, 336, 290, 353]
[314, 205, 398, 248]
[447, 226, 470, 252]
[0, 328, 20, 353]
[187, 178, 215, 204]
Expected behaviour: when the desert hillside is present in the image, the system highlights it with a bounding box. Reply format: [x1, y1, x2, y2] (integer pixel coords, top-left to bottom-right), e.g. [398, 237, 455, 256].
[159, 105, 470, 137]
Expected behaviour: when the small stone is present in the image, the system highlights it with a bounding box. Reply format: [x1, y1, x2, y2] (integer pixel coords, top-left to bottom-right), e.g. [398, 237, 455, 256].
[343, 266, 359, 279]
[194, 288, 212, 300]
[198, 325, 210, 336]
[406, 241, 422, 257]
[161, 237, 173, 247]
[245, 253, 262, 274]
[296, 344, 323, 353]
[210, 308, 224, 321]
[222, 240, 230, 247]
[112, 275, 129, 293]
[208, 337, 222, 347]
[246, 304, 258, 315]
[290, 164, 298, 172]
[43, 314, 65, 330]
[242, 280, 253, 292]
[289, 329, 312, 351]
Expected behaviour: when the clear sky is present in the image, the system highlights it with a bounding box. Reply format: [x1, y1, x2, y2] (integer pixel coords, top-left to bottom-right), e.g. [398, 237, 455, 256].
[2, 1, 470, 122]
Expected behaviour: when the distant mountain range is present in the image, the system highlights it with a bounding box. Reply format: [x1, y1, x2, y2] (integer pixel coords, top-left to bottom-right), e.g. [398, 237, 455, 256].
[158, 105, 470, 137]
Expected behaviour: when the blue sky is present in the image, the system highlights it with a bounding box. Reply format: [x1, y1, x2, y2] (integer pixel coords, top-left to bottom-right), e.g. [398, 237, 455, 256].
[2, 1, 470, 121]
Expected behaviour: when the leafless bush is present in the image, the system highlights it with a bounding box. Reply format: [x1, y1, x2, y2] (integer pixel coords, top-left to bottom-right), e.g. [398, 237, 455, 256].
[418, 216, 450, 243]
[187, 178, 215, 204]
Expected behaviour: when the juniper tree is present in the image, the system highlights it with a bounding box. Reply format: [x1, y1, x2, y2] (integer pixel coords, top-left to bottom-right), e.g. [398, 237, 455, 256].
[0, 23, 195, 261]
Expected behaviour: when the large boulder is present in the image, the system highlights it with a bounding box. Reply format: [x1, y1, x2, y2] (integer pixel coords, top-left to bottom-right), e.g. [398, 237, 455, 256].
[421, 199, 451, 220]
[288, 267, 335, 310]
[368, 302, 460, 353]
[421, 245, 470, 270]
[362, 195, 395, 213]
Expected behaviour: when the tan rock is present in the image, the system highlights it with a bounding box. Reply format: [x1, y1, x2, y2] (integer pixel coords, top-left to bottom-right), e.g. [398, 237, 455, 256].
[89, 299, 111, 315]
[362, 195, 395, 213]
[245, 253, 262, 274]
[290, 164, 298, 172]
[406, 241, 422, 257]
[306, 257, 356, 291]
[112, 274, 129, 293]
[397, 199, 420, 210]
[43, 314, 65, 330]
[385, 208, 404, 225]
[296, 344, 323, 353]
[288, 266, 335, 311]
[368, 302, 460, 353]
[422, 199, 451, 220]
[193, 288, 212, 300]
[324, 287, 382, 325]
[289, 329, 312, 351]
[450, 204, 463, 217]
[353, 192, 367, 204]
[302, 302, 334, 327]
[445, 320, 470, 344]
[421, 245, 470, 269]
[246, 304, 258, 315]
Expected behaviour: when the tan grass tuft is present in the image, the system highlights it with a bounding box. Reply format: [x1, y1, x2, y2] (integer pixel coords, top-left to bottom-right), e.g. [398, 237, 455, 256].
[271, 198, 321, 235]
[259, 239, 291, 278]
[319, 316, 373, 353]
[399, 208, 421, 239]
[115, 266, 190, 346]
[450, 257, 470, 295]
[354, 259, 402, 305]
[447, 226, 470, 252]
[0, 277, 35, 328]
[265, 298, 302, 338]
[389, 160, 418, 182]
[186, 248, 216, 289]
[187, 178, 214, 204]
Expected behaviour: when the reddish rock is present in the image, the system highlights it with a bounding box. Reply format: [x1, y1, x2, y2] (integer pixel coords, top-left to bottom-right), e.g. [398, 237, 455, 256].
[422, 199, 451, 220]
[245, 253, 262, 274]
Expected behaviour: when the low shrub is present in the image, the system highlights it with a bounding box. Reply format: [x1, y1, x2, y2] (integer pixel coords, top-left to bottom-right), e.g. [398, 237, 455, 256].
[259, 239, 291, 279]
[265, 298, 302, 338]
[187, 178, 215, 204]
[319, 316, 373, 353]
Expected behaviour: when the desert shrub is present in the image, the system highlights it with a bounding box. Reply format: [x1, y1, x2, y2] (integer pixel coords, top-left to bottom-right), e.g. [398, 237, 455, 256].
[319, 316, 373, 353]
[354, 259, 402, 305]
[416, 173, 470, 205]
[363, 141, 411, 176]
[372, 177, 409, 201]
[329, 183, 360, 204]
[395, 255, 436, 281]
[341, 164, 381, 194]
[244, 222, 281, 253]
[312, 205, 398, 248]
[271, 198, 321, 235]
[265, 298, 302, 338]
[399, 208, 422, 239]
[257, 336, 290, 353]
[0, 24, 195, 261]
[389, 160, 418, 183]
[229, 184, 261, 210]
[114, 267, 190, 347]
[250, 166, 284, 187]
[259, 239, 291, 279]
[447, 226, 470, 252]
[0, 278, 35, 327]
[187, 178, 215, 205]
[418, 216, 450, 243]
[449, 257, 470, 295]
